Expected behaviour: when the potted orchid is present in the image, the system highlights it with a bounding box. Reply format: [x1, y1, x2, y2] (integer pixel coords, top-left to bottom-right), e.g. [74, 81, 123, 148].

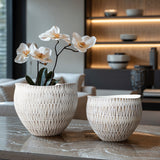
[14, 26, 96, 86]
[14, 26, 96, 136]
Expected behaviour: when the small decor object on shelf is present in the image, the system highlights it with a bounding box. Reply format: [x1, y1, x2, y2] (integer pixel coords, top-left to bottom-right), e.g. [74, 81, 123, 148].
[104, 9, 117, 17]
[131, 67, 145, 94]
[107, 53, 130, 69]
[120, 34, 137, 41]
[131, 65, 154, 94]
[143, 89, 160, 98]
[126, 9, 143, 16]
[87, 95, 142, 142]
[149, 47, 158, 70]
[14, 26, 96, 136]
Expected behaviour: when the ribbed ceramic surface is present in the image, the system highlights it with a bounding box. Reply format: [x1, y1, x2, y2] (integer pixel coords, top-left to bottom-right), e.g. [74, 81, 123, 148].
[87, 95, 142, 142]
[14, 83, 78, 136]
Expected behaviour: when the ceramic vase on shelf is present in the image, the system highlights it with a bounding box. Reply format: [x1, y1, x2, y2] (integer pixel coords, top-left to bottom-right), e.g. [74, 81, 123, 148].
[131, 65, 154, 93]
[14, 83, 78, 136]
[87, 95, 142, 142]
[149, 47, 158, 70]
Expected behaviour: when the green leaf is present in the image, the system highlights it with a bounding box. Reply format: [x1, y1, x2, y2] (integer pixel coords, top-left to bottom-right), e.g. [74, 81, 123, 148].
[41, 68, 47, 86]
[25, 75, 35, 85]
[47, 79, 57, 86]
[36, 67, 48, 86]
[44, 71, 54, 86]
[46, 71, 53, 79]
[46, 78, 52, 86]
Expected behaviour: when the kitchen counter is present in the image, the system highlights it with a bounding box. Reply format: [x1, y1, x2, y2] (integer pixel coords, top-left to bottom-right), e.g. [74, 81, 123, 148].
[0, 116, 160, 160]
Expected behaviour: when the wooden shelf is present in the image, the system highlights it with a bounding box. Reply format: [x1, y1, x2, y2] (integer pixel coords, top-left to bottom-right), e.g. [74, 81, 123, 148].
[96, 41, 160, 44]
[87, 15, 160, 19]
[85, 0, 160, 91]
[88, 68, 132, 70]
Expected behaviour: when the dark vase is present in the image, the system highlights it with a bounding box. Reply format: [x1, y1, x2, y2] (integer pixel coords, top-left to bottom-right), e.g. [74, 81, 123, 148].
[131, 67, 145, 93]
[131, 65, 154, 93]
[149, 47, 158, 70]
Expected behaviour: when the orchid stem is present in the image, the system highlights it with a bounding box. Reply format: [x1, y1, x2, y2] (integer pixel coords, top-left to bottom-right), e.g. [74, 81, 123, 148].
[37, 61, 39, 73]
[49, 41, 59, 84]
[65, 47, 78, 52]
[55, 40, 59, 55]
[57, 44, 70, 56]
[35, 61, 40, 85]
[49, 42, 78, 85]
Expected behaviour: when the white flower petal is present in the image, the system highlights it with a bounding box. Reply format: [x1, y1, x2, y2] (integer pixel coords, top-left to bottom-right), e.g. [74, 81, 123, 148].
[38, 47, 45, 54]
[39, 32, 51, 41]
[30, 49, 38, 57]
[14, 54, 28, 64]
[61, 34, 70, 43]
[49, 26, 60, 34]
[82, 36, 90, 42]
[29, 43, 37, 53]
[84, 36, 96, 49]
[36, 57, 52, 63]
[31, 46, 52, 63]
[16, 43, 29, 54]
[53, 33, 63, 40]
[39, 47, 52, 57]
[39, 26, 71, 43]
[45, 48, 52, 56]
[73, 43, 87, 52]
[72, 33, 96, 52]
[72, 32, 82, 44]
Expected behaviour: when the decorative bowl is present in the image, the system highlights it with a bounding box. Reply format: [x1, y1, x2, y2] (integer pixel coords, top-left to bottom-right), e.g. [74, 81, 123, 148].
[104, 9, 117, 17]
[120, 34, 137, 41]
[14, 83, 78, 136]
[126, 9, 143, 16]
[107, 54, 130, 69]
[108, 63, 128, 69]
[87, 95, 142, 142]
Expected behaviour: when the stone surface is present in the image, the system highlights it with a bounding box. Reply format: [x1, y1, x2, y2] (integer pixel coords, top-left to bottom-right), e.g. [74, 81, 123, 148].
[0, 116, 160, 160]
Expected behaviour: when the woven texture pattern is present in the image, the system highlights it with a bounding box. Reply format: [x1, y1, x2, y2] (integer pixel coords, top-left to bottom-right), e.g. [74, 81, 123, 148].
[87, 95, 142, 142]
[14, 83, 78, 136]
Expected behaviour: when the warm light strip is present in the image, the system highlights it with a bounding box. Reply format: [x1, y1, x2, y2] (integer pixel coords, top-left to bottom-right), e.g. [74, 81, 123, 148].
[91, 18, 160, 23]
[93, 44, 160, 48]
[90, 65, 134, 69]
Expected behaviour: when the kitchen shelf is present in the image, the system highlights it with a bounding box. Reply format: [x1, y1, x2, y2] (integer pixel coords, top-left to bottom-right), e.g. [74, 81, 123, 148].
[96, 41, 160, 44]
[85, 0, 160, 90]
[87, 15, 160, 19]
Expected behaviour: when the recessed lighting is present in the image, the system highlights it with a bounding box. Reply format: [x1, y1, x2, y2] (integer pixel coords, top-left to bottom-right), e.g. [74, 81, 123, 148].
[91, 18, 160, 23]
[93, 44, 160, 48]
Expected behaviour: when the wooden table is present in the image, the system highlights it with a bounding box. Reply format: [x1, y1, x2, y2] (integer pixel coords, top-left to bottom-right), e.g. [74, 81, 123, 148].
[0, 116, 160, 160]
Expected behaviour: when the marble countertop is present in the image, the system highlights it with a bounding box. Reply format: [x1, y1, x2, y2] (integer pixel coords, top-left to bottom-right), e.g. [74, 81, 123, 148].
[0, 116, 160, 160]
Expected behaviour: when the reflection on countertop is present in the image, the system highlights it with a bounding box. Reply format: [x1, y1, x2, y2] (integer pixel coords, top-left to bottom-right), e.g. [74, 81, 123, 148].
[0, 116, 160, 160]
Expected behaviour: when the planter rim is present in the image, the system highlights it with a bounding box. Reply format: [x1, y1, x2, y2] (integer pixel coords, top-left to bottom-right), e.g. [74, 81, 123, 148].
[88, 94, 141, 100]
[15, 83, 76, 88]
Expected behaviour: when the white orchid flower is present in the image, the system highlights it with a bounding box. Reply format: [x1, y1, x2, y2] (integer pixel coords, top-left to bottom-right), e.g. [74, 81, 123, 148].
[72, 32, 96, 52]
[14, 43, 36, 64]
[39, 26, 70, 43]
[31, 47, 52, 63]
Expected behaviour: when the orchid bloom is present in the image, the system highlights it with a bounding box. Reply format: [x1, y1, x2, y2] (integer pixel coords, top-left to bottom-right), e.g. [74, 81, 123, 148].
[72, 32, 96, 52]
[39, 26, 70, 44]
[31, 47, 52, 63]
[14, 43, 36, 64]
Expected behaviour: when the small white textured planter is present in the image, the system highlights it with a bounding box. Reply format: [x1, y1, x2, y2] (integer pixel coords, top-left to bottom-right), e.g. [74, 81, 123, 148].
[14, 83, 78, 136]
[87, 95, 142, 142]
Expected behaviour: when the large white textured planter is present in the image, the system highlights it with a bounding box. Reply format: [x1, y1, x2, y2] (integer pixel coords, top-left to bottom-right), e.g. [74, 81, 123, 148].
[14, 83, 78, 136]
[87, 95, 142, 142]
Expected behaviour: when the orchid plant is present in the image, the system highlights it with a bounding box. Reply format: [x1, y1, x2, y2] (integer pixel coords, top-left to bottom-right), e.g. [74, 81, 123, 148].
[14, 26, 96, 86]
